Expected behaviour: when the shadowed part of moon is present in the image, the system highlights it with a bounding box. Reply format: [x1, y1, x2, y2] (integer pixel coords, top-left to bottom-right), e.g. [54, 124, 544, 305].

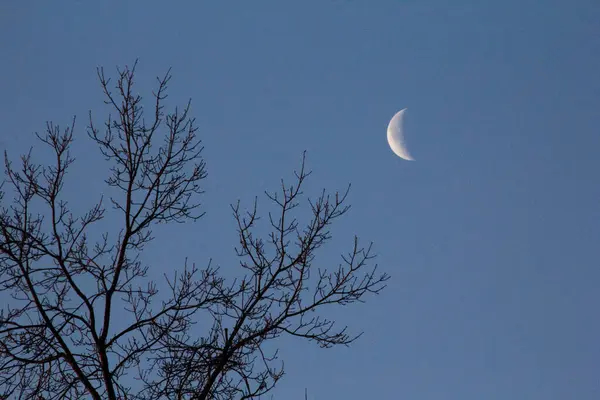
[386, 108, 414, 161]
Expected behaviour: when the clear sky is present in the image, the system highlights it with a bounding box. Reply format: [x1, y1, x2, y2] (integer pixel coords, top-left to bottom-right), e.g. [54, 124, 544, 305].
[2, 1, 600, 399]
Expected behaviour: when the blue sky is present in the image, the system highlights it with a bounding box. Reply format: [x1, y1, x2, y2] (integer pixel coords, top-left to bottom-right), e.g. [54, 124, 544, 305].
[2, 1, 600, 399]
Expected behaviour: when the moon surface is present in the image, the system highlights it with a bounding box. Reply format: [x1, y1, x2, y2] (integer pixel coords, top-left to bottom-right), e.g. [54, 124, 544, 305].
[387, 108, 415, 161]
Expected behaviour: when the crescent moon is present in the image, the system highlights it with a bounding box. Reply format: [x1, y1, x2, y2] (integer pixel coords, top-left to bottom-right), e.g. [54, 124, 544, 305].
[387, 108, 415, 161]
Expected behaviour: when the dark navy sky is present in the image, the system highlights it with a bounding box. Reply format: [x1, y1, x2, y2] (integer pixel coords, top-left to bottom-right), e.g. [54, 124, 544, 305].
[2, 2, 600, 399]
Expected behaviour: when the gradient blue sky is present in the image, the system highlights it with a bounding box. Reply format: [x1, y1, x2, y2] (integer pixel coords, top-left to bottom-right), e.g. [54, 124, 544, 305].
[2, 2, 600, 399]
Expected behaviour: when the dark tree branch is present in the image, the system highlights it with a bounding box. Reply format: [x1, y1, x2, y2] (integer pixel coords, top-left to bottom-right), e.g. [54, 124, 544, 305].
[0, 61, 389, 400]
[141, 151, 389, 400]
[1, 61, 207, 399]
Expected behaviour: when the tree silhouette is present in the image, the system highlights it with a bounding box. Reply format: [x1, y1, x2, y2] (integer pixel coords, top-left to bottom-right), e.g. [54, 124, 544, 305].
[0, 61, 389, 400]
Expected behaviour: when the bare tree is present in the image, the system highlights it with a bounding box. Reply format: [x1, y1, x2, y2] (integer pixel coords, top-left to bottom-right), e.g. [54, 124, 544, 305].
[0, 61, 389, 400]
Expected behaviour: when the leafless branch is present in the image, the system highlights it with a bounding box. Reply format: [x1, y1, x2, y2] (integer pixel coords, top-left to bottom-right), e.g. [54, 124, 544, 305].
[0, 61, 389, 400]
[1, 61, 207, 399]
[139, 152, 389, 400]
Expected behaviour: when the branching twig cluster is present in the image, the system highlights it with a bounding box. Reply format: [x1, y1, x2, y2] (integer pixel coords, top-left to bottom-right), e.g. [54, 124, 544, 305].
[0, 61, 389, 400]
